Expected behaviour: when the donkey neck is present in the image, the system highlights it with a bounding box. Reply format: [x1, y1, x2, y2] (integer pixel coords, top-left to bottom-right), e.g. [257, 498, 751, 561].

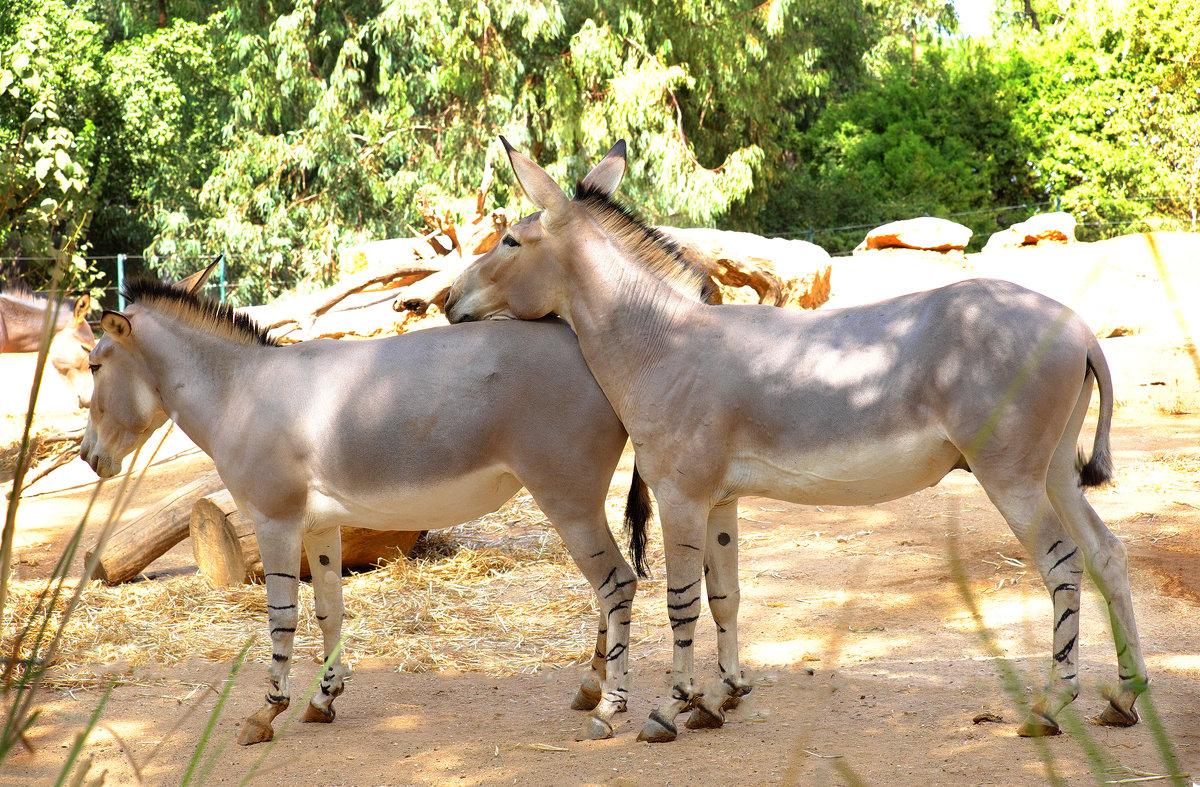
[131, 308, 267, 454]
[557, 237, 706, 425]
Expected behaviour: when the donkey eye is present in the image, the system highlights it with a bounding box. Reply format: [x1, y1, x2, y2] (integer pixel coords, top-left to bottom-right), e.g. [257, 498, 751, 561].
[501, 235, 520, 248]
[89, 364, 100, 374]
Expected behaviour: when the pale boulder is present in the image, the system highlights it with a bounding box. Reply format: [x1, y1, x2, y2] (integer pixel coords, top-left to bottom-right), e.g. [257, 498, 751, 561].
[983, 211, 1077, 252]
[854, 217, 973, 254]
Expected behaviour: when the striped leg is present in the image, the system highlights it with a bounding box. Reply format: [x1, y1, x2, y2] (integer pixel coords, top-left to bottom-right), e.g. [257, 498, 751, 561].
[638, 501, 708, 743]
[1045, 478, 1146, 729]
[528, 490, 637, 741]
[987, 493, 1086, 737]
[238, 519, 303, 745]
[301, 526, 348, 724]
[688, 501, 751, 729]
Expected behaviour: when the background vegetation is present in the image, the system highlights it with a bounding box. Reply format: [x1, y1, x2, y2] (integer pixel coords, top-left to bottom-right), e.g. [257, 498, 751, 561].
[1, 0, 1196, 303]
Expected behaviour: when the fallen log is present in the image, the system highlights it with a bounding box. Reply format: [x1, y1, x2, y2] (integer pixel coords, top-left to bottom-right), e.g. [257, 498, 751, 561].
[86, 471, 224, 584]
[190, 489, 422, 586]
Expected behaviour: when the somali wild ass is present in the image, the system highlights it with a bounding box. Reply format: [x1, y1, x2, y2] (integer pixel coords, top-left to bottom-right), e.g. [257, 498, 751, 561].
[81, 265, 649, 744]
[444, 138, 1146, 742]
[1, 284, 95, 407]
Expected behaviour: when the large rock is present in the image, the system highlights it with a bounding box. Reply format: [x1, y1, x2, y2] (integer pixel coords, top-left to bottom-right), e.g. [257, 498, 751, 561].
[854, 217, 973, 254]
[658, 227, 832, 309]
[983, 212, 1077, 252]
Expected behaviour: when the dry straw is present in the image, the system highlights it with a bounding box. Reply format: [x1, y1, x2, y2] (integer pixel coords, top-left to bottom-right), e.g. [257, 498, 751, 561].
[2, 491, 667, 692]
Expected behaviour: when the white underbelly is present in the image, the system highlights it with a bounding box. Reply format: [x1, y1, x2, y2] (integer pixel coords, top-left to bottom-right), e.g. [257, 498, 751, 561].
[305, 465, 523, 531]
[733, 429, 960, 506]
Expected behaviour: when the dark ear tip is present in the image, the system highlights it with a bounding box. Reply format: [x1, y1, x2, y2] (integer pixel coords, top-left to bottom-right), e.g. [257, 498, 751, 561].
[614, 139, 627, 155]
[499, 135, 515, 153]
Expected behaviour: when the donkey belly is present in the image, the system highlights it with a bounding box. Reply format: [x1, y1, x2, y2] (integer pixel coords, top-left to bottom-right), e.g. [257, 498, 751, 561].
[735, 428, 962, 506]
[306, 465, 523, 532]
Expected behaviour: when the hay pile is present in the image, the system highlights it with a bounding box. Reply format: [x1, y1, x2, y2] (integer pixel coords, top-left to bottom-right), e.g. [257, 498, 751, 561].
[3, 492, 669, 692]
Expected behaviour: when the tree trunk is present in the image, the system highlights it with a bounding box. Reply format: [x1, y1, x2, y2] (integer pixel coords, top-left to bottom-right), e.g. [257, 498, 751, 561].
[189, 489, 422, 586]
[86, 471, 224, 584]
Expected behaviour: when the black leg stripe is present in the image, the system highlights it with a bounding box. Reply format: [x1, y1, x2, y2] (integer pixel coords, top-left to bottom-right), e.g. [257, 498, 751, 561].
[678, 543, 701, 551]
[674, 638, 693, 648]
[708, 593, 727, 601]
[1054, 635, 1077, 663]
[1051, 548, 1079, 572]
[667, 598, 699, 610]
[271, 627, 296, 636]
[1046, 540, 1064, 554]
[1053, 583, 1078, 597]
[1055, 607, 1078, 631]
[272, 653, 288, 662]
[603, 578, 635, 598]
[266, 572, 298, 580]
[268, 604, 296, 610]
[667, 579, 701, 595]
[669, 614, 699, 629]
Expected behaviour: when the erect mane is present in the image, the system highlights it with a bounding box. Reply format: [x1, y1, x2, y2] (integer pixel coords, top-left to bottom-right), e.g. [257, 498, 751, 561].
[1, 281, 49, 305]
[573, 184, 710, 303]
[123, 278, 277, 347]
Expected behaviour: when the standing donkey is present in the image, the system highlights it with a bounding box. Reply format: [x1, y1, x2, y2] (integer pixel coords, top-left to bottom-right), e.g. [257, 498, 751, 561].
[1, 284, 95, 407]
[81, 264, 649, 744]
[444, 138, 1147, 742]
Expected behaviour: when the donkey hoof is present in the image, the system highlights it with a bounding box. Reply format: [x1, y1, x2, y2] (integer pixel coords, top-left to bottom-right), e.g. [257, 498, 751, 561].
[1016, 713, 1061, 738]
[577, 715, 614, 741]
[237, 718, 275, 746]
[302, 702, 336, 724]
[636, 711, 677, 743]
[570, 686, 602, 711]
[1095, 701, 1138, 728]
[685, 699, 725, 730]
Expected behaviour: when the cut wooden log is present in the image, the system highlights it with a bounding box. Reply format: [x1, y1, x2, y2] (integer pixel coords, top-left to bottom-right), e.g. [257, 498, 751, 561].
[657, 227, 833, 310]
[189, 489, 421, 586]
[86, 471, 224, 584]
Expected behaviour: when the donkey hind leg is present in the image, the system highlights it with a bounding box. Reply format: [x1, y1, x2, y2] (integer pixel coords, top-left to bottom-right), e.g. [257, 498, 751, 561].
[238, 519, 303, 745]
[528, 495, 637, 741]
[687, 501, 752, 730]
[571, 616, 607, 711]
[981, 487, 1087, 737]
[638, 500, 709, 743]
[301, 526, 349, 724]
[1045, 468, 1147, 729]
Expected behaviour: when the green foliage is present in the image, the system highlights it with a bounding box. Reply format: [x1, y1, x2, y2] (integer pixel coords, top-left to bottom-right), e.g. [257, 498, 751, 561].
[1, 0, 1197, 297]
[0, 2, 104, 291]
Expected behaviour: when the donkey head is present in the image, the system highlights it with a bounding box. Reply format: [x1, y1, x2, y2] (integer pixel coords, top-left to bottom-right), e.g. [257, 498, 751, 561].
[81, 259, 219, 477]
[48, 294, 96, 408]
[444, 138, 627, 325]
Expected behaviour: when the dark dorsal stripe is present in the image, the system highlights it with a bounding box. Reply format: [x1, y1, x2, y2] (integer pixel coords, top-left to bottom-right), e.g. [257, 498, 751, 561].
[573, 184, 709, 303]
[123, 277, 277, 347]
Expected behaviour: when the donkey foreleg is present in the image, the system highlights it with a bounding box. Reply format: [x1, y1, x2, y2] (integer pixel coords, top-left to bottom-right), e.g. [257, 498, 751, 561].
[548, 516, 637, 741]
[687, 501, 751, 730]
[238, 521, 303, 745]
[638, 502, 708, 743]
[301, 526, 348, 724]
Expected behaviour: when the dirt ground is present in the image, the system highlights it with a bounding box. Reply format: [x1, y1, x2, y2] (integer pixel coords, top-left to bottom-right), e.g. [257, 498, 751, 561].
[3, 232, 1200, 786]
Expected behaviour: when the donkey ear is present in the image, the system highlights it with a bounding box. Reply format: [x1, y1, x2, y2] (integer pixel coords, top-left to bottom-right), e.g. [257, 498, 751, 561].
[101, 311, 131, 342]
[177, 254, 223, 295]
[500, 136, 570, 228]
[579, 140, 627, 197]
[72, 293, 91, 323]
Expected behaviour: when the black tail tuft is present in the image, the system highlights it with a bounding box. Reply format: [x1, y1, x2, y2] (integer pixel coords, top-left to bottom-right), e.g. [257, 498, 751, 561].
[624, 465, 654, 578]
[1077, 445, 1113, 488]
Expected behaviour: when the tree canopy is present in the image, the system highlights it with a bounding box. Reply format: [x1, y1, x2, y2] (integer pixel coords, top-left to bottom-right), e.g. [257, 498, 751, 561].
[1, 0, 1195, 302]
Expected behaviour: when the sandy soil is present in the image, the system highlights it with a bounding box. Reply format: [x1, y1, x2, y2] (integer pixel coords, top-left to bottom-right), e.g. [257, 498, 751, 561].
[3, 233, 1200, 786]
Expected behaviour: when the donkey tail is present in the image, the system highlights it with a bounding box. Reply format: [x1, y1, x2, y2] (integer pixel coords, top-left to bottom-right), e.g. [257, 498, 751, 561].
[624, 464, 654, 578]
[1078, 336, 1114, 487]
